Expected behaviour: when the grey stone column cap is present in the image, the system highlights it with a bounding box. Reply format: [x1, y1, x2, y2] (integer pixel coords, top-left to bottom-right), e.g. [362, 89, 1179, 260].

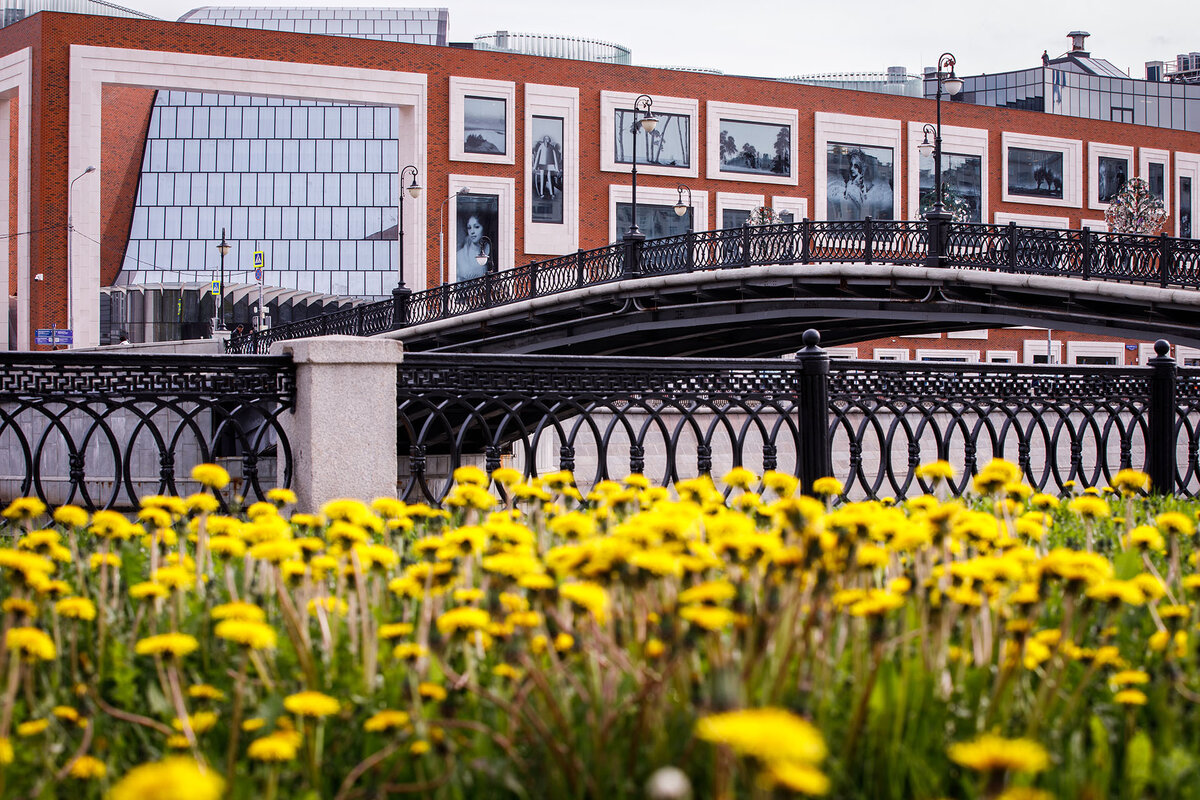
[273, 335, 405, 365]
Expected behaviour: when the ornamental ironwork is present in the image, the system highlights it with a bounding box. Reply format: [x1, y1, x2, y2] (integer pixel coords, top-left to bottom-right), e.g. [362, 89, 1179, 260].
[0, 353, 295, 510]
[227, 219, 1200, 354]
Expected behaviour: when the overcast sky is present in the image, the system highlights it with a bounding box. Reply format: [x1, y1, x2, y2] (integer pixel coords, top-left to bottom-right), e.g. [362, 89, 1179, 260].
[140, 0, 1198, 80]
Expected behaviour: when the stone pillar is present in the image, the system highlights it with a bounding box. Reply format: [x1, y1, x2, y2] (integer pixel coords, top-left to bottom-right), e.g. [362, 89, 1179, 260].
[273, 336, 405, 511]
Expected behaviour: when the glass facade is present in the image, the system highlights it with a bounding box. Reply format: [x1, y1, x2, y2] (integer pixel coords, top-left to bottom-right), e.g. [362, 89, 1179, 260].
[110, 7, 451, 343]
[0, 0, 154, 28]
[937, 66, 1200, 133]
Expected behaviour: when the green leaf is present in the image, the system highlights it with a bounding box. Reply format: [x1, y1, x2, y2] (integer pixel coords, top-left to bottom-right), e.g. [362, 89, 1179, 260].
[1112, 547, 1142, 581]
[1126, 729, 1153, 798]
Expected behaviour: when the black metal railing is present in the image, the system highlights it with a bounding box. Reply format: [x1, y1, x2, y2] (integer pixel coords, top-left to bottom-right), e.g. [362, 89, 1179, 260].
[0, 353, 296, 510]
[395, 337, 1199, 504]
[228, 219, 1200, 354]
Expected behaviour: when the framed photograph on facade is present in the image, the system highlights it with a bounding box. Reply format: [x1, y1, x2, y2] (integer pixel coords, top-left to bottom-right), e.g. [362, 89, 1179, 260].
[707, 101, 798, 186]
[826, 143, 894, 220]
[1007, 147, 1064, 200]
[463, 96, 506, 156]
[1140, 147, 1170, 210]
[919, 151, 982, 222]
[600, 93, 699, 179]
[449, 77, 515, 165]
[1182, 176, 1193, 238]
[531, 115, 564, 224]
[1001, 133, 1082, 208]
[717, 119, 791, 178]
[454, 193, 499, 282]
[1096, 155, 1128, 204]
[615, 203, 691, 240]
[607, 184, 709, 242]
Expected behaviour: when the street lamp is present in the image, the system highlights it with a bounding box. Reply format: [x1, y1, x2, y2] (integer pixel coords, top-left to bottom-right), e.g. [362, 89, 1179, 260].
[215, 228, 231, 330]
[624, 94, 658, 241]
[67, 165, 96, 338]
[439, 188, 470, 284]
[397, 165, 421, 291]
[673, 184, 694, 235]
[918, 52, 963, 220]
[475, 235, 493, 272]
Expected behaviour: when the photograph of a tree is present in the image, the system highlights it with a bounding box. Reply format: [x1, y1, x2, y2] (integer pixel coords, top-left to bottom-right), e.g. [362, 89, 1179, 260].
[1104, 176, 1167, 234]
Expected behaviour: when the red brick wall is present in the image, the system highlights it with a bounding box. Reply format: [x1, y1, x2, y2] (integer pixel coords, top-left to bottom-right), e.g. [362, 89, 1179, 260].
[100, 85, 155, 286]
[2, 11, 1199, 339]
[851, 329, 1150, 365]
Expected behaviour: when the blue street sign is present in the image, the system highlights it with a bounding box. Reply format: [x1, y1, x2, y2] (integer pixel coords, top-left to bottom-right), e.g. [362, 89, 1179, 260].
[35, 329, 72, 345]
[255, 267, 263, 282]
[55, 329, 73, 345]
[34, 329, 53, 345]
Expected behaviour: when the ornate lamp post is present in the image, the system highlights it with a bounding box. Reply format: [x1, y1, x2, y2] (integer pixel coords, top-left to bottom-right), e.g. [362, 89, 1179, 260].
[67, 165, 96, 338]
[475, 235, 493, 272]
[215, 229, 231, 330]
[624, 94, 658, 241]
[917, 52, 964, 220]
[396, 165, 421, 291]
[673, 184, 694, 235]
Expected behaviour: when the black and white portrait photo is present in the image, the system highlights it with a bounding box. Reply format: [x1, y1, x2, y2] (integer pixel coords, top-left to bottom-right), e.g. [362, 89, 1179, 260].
[718, 119, 791, 177]
[455, 193, 498, 281]
[1007, 147, 1064, 199]
[614, 109, 690, 168]
[1148, 162, 1166, 203]
[826, 143, 894, 220]
[463, 95, 506, 156]
[1098, 156, 1128, 204]
[615, 203, 689, 241]
[531, 116, 564, 224]
[722, 209, 751, 228]
[919, 152, 982, 222]
[1181, 177, 1193, 239]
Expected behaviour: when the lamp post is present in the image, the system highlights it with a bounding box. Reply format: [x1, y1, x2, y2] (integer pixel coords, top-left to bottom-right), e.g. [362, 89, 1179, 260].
[439, 188, 470, 284]
[67, 165, 96, 339]
[917, 52, 963, 220]
[673, 184, 694, 235]
[475, 235, 493, 272]
[397, 165, 422, 291]
[215, 228, 231, 330]
[624, 94, 658, 241]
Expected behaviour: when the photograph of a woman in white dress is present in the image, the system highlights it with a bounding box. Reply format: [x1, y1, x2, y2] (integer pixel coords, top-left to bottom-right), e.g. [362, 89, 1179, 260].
[531, 116, 564, 224]
[826, 143, 894, 220]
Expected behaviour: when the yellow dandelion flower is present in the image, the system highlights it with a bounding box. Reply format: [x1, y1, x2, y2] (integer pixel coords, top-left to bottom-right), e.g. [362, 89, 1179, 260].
[363, 710, 410, 732]
[410, 740, 431, 755]
[916, 459, 955, 482]
[151, 565, 195, 592]
[679, 579, 737, 605]
[135, 633, 199, 659]
[185, 493, 221, 515]
[16, 719, 49, 737]
[947, 734, 1049, 774]
[5, 627, 55, 661]
[215, 620, 277, 650]
[3, 497, 47, 521]
[721, 466, 758, 490]
[559, 581, 610, 625]
[1111, 468, 1150, 495]
[187, 684, 226, 701]
[810, 476, 843, 497]
[283, 691, 340, 718]
[191, 463, 230, 489]
[696, 708, 827, 765]
[379, 622, 414, 639]
[763, 759, 830, 796]
[1114, 689, 1148, 705]
[108, 757, 224, 800]
[418, 682, 447, 702]
[1156, 511, 1195, 538]
[1126, 525, 1165, 552]
[436, 606, 491, 636]
[68, 755, 107, 780]
[129, 581, 170, 601]
[54, 596, 96, 621]
[52, 505, 88, 528]
[392, 642, 428, 661]
[172, 711, 219, 735]
[679, 604, 736, 631]
[247, 731, 300, 762]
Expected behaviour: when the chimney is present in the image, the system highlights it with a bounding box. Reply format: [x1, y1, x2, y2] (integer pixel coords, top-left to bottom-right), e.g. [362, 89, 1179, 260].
[1067, 31, 1090, 55]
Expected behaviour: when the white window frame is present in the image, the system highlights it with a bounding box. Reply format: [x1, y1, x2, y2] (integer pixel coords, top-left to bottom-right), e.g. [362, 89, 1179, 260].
[1080, 218, 1109, 232]
[873, 347, 909, 361]
[607, 184, 710, 244]
[1139, 147, 1171, 212]
[771, 196, 808, 223]
[915, 348, 979, 363]
[707, 101, 799, 186]
[908, 333, 942, 339]
[906, 122, 988, 222]
[1175, 151, 1200, 239]
[1176, 344, 1200, 366]
[825, 347, 859, 360]
[1023, 338, 1063, 364]
[1066, 340, 1126, 365]
[993, 211, 1071, 229]
[947, 329, 989, 340]
[715, 192, 764, 229]
[600, 91, 699, 179]
[814, 113, 901, 221]
[523, 84, 579, 256]
[986, 350, 1019, 363]
[446, 174, 515, 282]
[1088, 142, 1135, 211]
[449, 77, 516, 165]
[1001, 132, 1083, 208]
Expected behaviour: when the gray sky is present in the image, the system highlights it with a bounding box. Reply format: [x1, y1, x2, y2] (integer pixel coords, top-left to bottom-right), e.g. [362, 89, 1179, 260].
[144, 0, 1197, 80]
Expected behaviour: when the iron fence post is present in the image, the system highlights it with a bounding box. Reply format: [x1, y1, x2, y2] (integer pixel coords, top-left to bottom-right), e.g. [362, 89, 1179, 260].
[441, 285, 449, 318]
[529, 259, 538, 298]
[1160, 233, 1173, 288]
[355, 305, 365, 336]
[801, 218, 811, 263]
[1008, 221, 1017, 272]
[864, 216, 873, 264]
[320, 315, 329, 336]
[391, 285, 411, 329]
[795, 328, 832, 497]
[1148, 339, 1177, 495]
[577, 248, 586, 288]
[741, 224, 751, 268]
[623, 238, 643, 279]
[1081, 228, 1091, 280]
[685, 230, 695, 272]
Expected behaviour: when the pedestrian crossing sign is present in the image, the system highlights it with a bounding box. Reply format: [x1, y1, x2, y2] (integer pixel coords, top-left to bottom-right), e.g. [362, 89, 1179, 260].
[211, 279, 220, 297]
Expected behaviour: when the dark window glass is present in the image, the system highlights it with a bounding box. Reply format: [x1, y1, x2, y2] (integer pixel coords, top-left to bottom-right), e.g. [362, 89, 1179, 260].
[615, 202, 690, 240]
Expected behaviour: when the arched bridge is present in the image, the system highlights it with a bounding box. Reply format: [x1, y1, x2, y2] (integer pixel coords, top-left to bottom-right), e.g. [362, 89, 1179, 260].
[227, 219, 1200, 357]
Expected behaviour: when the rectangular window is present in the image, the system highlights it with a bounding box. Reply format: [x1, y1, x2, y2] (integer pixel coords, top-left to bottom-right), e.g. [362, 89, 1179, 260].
[717, 118, 791, 177]
[463, 95, 507, 156]
[1181, 176, 1193, 238]
[919, 151, 983, 222]
[1007, 146, 1064, 200]
[615, 108, 690, 168]
[826, 142, 894, 220]
[615, 202, 691, 240]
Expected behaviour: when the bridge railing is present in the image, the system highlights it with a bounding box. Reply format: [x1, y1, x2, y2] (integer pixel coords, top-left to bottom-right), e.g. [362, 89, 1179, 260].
[227, 219, 1200, 353]
[0, 353, 295, 510]
[394, 335, 1199, 504]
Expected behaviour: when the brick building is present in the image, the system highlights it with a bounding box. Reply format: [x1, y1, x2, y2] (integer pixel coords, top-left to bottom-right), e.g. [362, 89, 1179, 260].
[0, 10, 1197, 360]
